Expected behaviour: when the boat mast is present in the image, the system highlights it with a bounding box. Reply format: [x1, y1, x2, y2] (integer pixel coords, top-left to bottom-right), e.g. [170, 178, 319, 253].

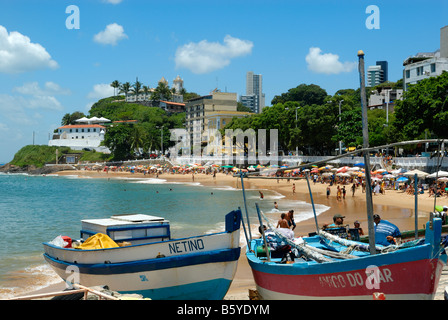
[358, 50, 376, 255]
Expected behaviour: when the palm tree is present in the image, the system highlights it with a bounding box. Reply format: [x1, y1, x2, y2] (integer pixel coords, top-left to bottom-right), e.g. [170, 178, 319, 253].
[110, 80, 121, 97]
[129, 125, 146, 158]
[131, 80, 143, 100]
[142, 85, 151, 101]
[151, 82, 172, 101]
[119, 82, 131, 99]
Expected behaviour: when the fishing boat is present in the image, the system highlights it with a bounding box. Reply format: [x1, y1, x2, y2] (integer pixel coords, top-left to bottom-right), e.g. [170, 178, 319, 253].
[43, 209, 242, 300]
[242, 50, 448, 300]
[246, 209, 446, 299]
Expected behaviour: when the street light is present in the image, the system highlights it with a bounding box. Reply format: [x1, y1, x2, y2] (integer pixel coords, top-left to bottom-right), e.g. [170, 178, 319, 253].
[338, 100, 344, 155]
[157, 125, 164, 156]
[285, 106, 300, 156]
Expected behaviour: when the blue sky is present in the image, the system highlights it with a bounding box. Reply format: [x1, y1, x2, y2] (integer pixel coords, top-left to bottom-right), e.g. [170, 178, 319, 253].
[0, 0, 447, 163]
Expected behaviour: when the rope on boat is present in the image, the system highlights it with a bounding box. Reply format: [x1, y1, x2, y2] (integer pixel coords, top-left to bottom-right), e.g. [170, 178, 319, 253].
[259, 210, 360, 262]
[319, 230, 426, 254]
[258, 210, 331, 263]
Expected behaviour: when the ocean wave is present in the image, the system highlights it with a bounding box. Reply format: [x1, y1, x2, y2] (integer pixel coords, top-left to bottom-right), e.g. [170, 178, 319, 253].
[0, 263, 62, 300]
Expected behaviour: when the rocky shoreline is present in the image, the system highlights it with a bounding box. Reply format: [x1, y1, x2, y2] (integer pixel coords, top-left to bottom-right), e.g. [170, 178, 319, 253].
[0, 163, 76, 175]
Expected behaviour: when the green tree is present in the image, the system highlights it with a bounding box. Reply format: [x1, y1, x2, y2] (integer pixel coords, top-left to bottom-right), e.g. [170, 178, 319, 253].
[103, 124, 133, 160]
[271, 84, 328, 106]
[119, 82, 131, 99]
[110, 80, 121, 96]
[393, 71, 448, 141]
[131, 80, 143, 97]
[61, 111, 86, 125]
[151, 82, 172, 101]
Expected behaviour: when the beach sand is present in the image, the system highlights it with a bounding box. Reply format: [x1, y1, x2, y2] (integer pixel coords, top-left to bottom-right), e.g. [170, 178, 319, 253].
[26, 169, 447, 300]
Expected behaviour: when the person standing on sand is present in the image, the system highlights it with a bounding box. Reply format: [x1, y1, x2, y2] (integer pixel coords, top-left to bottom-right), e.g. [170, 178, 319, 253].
[351, 183, 356, 196]
[292, 183, 296, 194]
[286, 210, 296, 230]
[326, 186, 331, 198]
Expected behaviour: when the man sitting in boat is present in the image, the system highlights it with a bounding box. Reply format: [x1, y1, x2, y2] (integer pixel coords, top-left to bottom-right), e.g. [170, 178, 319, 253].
[323, 214, 345, 229]
[322, 214, 350, 239]
[373, 214, 402, 246]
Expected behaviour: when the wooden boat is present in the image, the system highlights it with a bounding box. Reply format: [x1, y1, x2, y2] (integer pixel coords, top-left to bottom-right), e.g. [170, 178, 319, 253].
[246, 213, 447, 299]
[43, 209, 242, 300]
[243, 51, 447, 300]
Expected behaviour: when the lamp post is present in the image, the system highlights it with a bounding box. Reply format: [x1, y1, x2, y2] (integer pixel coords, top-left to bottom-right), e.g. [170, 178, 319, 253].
[285, 106, 300, 156]
[338, 100, 344, 155]
[157, 125, 164, 156]
[295, 106, 299, 156]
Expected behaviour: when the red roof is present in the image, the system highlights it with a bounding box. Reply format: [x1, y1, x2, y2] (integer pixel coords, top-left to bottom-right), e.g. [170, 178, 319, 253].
[160, 100, 185, 106]
[58, 124, 106, 129]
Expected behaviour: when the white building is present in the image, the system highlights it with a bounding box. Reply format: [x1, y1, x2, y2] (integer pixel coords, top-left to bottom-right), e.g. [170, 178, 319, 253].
[48, 117, 111, 153]
[403, 25, 448, 91]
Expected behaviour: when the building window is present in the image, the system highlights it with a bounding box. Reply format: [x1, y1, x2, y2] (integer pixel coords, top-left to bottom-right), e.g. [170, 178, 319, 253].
[416, 66, 423, 76]
[431, 63, 436, 73]
[406, 70, 410, 78]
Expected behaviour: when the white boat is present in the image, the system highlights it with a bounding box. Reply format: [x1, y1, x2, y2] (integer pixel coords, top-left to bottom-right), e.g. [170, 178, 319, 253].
[43, 210, 242, 300]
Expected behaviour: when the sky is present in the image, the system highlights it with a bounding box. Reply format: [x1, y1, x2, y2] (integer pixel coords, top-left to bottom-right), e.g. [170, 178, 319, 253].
[0, 0, 447, 163]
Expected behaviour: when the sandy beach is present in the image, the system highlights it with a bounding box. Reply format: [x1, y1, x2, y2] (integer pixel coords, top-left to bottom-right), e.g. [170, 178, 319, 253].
[25, 169, 448, 300]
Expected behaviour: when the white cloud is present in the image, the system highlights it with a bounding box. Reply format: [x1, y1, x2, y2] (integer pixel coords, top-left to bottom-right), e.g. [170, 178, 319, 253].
[175, 35, 253, 74]
[0, 25, 58, 74]
[93, 23, 128, 46]
[305, 47, 356, 75]
[14, 81, 71, 96]
[87, 83, 115, 99]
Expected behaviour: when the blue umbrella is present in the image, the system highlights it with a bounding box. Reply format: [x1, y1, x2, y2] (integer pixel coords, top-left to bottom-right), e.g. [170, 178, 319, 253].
[354, 162, 365, 167]
[396, 176, 409, 183]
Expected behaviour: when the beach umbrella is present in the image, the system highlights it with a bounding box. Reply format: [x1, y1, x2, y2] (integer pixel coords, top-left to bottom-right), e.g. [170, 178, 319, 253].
[383, 174, 396, 180]
[404, 169, 429, 178]
[391, 168, 407, 175]
[437, 177, 448, 182]
[336, 172, 350, 177]
[322, 172, 332, 177]
[428, 171, 448, 178]
[396, 176, 409, 183]
[354, 162, 365, 167]
[337, 166, 349, 173]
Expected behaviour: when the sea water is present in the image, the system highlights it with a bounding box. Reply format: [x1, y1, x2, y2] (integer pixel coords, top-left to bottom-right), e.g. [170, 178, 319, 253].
[0, 173, 329, 298]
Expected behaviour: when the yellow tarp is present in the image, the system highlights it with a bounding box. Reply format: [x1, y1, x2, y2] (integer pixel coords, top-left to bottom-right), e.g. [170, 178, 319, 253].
[78, 233, 119, 250]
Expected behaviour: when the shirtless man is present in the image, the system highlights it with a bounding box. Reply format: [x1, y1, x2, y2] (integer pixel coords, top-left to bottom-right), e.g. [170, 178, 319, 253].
[276, 213, 289, 228]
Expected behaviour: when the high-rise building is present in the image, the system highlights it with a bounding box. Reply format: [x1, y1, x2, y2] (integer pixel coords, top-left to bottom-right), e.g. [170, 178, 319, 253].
[367, 61, 388, 87]
[376, 61, 388, 82]
[240, 71, 265, 113]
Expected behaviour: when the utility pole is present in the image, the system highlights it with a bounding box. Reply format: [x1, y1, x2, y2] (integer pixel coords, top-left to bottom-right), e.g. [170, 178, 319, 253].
[358, 50, 376, 255]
